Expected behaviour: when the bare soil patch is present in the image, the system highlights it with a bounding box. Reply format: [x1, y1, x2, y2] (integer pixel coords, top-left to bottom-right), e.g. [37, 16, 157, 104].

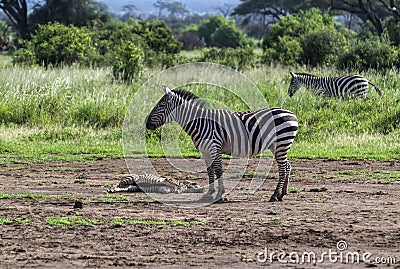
[0, 158, 399, 268]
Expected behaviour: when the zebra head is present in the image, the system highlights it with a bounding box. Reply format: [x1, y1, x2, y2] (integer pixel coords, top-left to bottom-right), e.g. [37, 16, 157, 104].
[145, 85, 177, 130]
[288, 72, 301, 97]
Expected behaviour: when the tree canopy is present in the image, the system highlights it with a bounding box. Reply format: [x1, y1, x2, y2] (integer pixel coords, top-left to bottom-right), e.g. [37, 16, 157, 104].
[232, 0, 400, 36]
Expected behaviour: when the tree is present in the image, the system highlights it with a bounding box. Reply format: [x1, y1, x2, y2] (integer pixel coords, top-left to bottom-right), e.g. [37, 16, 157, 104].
[211, 21, 249, 48]
[154, 0, 168, 18]
[0, 20, 13, 50]
[332, 0, 385, 35]
[331, 0, 400, 35]
[197, 16, 226, 46]
[0, 0, 29, 39]
[213, 3, 233, 18]
[153, 0, 188, 19]
[13, 22, 98, 66]
[231, 0, 332, 30]
[29, 0, 110, 29]
[197, 16, 251, 48]
[232, 0, 400, 36]
[262, 8, 348, 66]
[122, 4, 138, 16]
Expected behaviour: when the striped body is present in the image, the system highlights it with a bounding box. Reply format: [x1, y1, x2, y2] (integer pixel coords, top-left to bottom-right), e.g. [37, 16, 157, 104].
[145, 86, 298, 202]
[107, 174, 203, 194]
[288, 72, 383, 98]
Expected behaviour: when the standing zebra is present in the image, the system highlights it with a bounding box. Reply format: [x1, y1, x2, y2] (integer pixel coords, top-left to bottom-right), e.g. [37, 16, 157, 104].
[145, 86, 298, 202]
[288, 72, 383, 98]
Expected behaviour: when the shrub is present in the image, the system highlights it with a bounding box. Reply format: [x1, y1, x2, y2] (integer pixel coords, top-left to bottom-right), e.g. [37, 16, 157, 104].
[111, 41, 144, 82]
[337, 36, 398, 71]
[211, 22, 250, 48]
[386, 20, 400, 46]
[96, 19, 181, 68]
[262, 8, 348, 66]
[13, 19, 182, 73]
[262, 36, 302, 66]
[302, 28, 347, 66]
[178, 24, 205, 50]
[0, 20, 13, 51]
[13, 22, 98, 67]
[198, 47, 255, 69]
[198, 16, 251, 48]
[198, 16, 226, 46]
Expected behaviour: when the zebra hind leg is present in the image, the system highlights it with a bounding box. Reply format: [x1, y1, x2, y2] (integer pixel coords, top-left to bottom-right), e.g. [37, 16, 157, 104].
[214, 163, 225, 202]
[281, 161, 291, 197]
[269, 159, 289, 202]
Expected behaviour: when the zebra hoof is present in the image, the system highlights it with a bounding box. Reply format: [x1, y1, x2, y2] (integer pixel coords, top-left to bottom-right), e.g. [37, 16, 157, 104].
[214, 195, 227, 204]
[269, 195, 282, 202]
[206, 189, 215, 195]
[199, 193, 214, 202]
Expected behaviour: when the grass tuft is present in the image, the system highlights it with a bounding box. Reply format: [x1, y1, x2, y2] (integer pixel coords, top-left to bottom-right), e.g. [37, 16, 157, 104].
[0, 60, 398, 162]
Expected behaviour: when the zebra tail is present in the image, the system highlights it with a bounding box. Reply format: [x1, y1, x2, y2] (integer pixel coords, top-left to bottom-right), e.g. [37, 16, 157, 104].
[368, 81, 384, 97]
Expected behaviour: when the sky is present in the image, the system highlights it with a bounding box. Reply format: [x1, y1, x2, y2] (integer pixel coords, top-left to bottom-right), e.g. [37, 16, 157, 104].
[99, 0, 240, 15]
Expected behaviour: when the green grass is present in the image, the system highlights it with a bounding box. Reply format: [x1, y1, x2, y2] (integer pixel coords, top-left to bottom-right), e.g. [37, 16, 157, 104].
[0, 59, 399, 162]
[336, 169, 400, 182]
[90, 194, 131, 203]
[45, 216, 104, 227]
[0, 192, 46, 199]
[111, 217, 205, 226]
[0, 217, 31, 225]
[0, 218, 14, 225]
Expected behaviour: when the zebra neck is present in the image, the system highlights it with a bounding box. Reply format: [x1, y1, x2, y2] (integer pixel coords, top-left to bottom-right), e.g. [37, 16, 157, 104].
[173, 102, 205, 135]
[299, 75, 325, 93]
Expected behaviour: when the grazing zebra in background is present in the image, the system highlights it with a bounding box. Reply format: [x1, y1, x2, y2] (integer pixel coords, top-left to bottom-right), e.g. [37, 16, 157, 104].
[288, 72, 383, 98]
[145, 86, 298, 202]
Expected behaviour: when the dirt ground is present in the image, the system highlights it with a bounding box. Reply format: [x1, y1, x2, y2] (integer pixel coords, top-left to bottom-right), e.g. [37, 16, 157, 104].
[0, 158, 399, 268]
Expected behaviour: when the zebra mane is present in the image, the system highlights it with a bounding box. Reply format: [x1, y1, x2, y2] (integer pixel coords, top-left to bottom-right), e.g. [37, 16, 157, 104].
[295, 72, 318, 77]
[172, 89, 207, 107]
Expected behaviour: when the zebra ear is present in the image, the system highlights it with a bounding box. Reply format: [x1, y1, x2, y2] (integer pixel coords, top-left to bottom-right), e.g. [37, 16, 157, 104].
[290, 71, 295, 77]
[162, 85, 173, 95]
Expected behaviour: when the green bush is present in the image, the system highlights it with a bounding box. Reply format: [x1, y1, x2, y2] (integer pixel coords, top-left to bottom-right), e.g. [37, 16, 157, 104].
[0, 20, 13, 51]
[386, 20, 400, 46]
[198, 16, 226, 46]
[262, 36, 302, 66]
[302, 28, 347, 66]
[13, 22, 98, 67]
[198, 16, 251, 48]
[198, 47, 255, 69]
[95, 19, 181, 69]
[178, 24, 205, 50]
[13, 19, 182, 73]
[337, 36, 398, 71]
[211, 22, 251, 48]
[111, 41, 144, 82]
[262, 8, 348, 66]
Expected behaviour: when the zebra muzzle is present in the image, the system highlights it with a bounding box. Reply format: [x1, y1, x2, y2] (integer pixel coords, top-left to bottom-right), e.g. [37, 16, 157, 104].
[145, 116, 157, 130]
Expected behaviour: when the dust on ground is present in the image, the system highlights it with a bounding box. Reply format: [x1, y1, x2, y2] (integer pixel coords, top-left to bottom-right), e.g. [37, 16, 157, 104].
[0, 158, 399, 268]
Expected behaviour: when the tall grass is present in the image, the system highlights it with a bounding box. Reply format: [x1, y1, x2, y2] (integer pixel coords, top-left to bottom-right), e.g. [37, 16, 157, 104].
[0, 58, 399, 162]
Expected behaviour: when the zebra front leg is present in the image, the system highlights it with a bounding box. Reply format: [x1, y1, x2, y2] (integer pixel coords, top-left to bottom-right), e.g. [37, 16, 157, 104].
[269, 160, 288, 202]
[202, 155, 215, 195]
[213, 153, 225, 202]
[206, 165, 216, 195]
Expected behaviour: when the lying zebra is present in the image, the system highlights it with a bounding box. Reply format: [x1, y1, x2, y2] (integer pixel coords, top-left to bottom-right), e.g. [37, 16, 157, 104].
[107, 174, 204, 194]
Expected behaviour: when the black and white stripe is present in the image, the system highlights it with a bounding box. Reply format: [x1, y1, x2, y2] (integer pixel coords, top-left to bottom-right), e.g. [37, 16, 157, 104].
[108, 174, 203, 194]
[288, 72, 383, 98]
[145, 86, 298, 202]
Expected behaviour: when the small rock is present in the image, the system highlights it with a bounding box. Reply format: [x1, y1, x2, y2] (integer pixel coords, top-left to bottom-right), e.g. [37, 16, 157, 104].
[73, 200, 83, 209]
